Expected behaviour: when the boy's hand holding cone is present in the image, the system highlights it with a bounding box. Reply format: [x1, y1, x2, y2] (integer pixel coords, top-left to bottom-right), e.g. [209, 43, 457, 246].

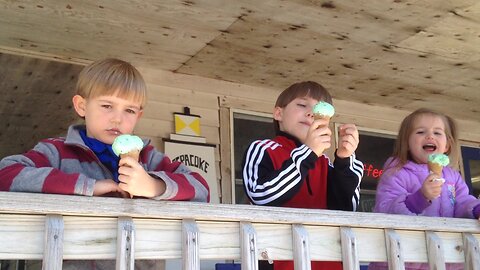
[113, 134, 144, 198]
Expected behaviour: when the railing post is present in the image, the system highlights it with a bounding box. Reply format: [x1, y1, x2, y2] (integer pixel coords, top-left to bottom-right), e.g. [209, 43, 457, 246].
[463, 233, 480, 270]
[42, 214, 64, 270]
[292, 224, 310, 270]
[116, 216, 135, 270]
[426, 231, 445, 270]
[340, 227, 359, 270]
[385, 229, 405, 270]
[182, 219, 200, 270]
[240, 221, 258, 270]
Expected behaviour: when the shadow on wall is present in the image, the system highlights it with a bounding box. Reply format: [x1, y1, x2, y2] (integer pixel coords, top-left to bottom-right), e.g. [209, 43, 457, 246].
[0, 53, 83, 159]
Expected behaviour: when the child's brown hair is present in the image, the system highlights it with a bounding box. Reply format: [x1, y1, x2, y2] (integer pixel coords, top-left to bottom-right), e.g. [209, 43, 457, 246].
[274, 81, 333, 133]
[75, 58, 147, 108]
[391, 108, 459, 169]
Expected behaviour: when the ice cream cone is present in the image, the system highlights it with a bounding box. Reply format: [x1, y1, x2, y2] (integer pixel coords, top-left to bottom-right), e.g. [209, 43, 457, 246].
[313, 114, 331, 128]
[428, 161, 443, 175]
[120, 150, 140, 162]
[112, 134, 144, 161]
[312, 101, 334, 128]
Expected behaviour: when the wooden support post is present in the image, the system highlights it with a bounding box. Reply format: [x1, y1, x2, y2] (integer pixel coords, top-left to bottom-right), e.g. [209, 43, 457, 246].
[182, 219, 200, 270]
[463, 233, 480, 270]
[116, 217, 135, 270]
[292, 224, 310, 270]
[240, 222, 258, 270]
[42, 214, 64, 270]
[426, 231, 445, 270]
[385, 229, 405, 270]
[340, 227, 359, 270]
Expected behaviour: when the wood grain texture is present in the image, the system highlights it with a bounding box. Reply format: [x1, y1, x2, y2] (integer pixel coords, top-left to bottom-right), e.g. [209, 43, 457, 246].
[385, 229, 405, 270]
[116, 217, 135, 270]
[42, 214, 64, 270]
[0, 0, 478, 131]
[340, 227, 359, 270]
[240, 222, 258, 270]
[182, 219, 200, 270]
[292, 224, 311, 270]
[426, 231, 446, 270]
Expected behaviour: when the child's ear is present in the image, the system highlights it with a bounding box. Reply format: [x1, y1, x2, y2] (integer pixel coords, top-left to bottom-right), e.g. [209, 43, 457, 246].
[137, 110, 144, 119]
[72, 95, 87, 117]
[273, 106, 283, 121]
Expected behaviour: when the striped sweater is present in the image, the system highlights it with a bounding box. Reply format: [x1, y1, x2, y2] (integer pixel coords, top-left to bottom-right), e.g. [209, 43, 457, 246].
[0, 125, 209, 202]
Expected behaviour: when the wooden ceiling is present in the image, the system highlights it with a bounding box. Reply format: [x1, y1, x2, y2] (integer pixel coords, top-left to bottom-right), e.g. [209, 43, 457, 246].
[0, 0, 479, 157]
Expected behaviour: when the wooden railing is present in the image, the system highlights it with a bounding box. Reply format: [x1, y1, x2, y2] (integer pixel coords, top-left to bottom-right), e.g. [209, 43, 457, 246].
[0, 191, 479, 270]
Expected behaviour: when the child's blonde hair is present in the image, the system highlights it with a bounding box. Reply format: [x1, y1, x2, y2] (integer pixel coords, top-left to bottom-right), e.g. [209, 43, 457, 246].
[274, 81, 333, 133]
[75, 58, 147, 108]
[391, 108, 459, 169]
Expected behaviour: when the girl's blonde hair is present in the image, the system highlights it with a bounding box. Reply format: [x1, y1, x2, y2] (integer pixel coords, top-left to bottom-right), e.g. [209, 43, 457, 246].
[389, 108, 459, 169]
[274, 81, 332, 133]
[75, 58, 147, 108]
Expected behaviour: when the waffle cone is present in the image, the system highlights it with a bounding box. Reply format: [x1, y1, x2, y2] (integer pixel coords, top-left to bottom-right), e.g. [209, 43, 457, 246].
[313, 114, 330, 128]
[120, 150, 140, 161]
[428, 161, 443, 176]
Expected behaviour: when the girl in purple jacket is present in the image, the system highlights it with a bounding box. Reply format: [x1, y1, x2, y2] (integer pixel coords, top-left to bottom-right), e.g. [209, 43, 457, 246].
[369, 108, 480, 270]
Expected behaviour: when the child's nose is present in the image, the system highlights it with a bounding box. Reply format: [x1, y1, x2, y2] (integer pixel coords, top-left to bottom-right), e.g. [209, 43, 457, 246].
[111, 111, 122, 123]
[306, 111, 313, 118]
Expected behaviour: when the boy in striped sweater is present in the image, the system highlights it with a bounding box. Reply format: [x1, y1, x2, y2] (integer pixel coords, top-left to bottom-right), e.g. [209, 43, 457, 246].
[242, 81, 363, 270]
[0, 58, 209, 202]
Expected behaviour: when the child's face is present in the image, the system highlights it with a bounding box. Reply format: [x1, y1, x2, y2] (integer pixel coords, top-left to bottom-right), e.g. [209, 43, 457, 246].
[73, 93, 143, 144]
[408, 114, 449, 164]
[274, 96, 318, 143]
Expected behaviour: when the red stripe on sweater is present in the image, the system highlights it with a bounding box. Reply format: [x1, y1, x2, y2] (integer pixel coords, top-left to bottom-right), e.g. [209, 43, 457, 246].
[165, 172, 196, 201]
[23, 149, 53, 167]
[42, 170, 78, 194]
[190, 171, 210, 202]
[0, 164, 23, 191]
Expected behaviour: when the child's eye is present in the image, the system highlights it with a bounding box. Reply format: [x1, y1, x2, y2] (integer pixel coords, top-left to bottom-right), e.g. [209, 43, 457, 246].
[101, 104, 112, 109]
[297, 103, 306, 107]
[126, 109, 137, 114]
[416, 130, 424, 135]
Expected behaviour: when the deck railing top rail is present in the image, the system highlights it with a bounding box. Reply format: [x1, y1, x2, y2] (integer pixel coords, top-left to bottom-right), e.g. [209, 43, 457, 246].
[0, 191, 479, 270]
[0, 192, 479, 233]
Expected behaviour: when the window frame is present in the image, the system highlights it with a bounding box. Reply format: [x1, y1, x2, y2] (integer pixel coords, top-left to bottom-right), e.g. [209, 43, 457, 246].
[229, 108, 273, 204]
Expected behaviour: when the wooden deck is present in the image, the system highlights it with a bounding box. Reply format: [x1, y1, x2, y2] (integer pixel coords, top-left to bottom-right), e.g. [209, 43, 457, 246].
[0, 191, 479, 269]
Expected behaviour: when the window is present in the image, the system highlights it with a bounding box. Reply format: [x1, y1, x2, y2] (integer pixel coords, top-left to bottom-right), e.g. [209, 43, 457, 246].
[461, 145, 480, 198]
[346, 127, 396, 212]
[232, 110, 274, 204]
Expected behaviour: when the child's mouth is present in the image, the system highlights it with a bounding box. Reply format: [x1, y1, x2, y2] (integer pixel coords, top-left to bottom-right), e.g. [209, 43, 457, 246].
[423, 143, 437, 151]
[107, 129, 121, 135]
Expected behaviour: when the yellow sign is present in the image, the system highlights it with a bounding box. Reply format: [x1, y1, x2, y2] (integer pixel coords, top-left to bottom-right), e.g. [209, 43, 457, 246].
[174, 114, 201, 136]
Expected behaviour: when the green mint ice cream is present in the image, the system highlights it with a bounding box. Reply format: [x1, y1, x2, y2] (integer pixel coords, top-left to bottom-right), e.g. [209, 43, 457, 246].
[428, 153, 450, 166]
[112, 134, 144, 157]
[312, 101, 335, 117]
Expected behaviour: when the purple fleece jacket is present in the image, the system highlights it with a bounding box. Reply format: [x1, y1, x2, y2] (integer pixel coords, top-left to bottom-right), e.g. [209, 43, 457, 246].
[369, 158, 480, 270]
[375, 157, 480, 219]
